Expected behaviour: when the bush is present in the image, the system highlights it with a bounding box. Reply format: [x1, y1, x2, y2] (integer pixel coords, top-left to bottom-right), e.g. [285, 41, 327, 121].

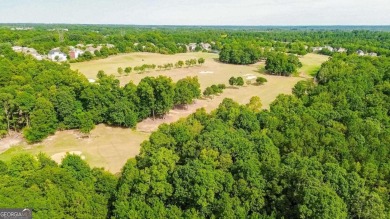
[256, 77, 268, 85]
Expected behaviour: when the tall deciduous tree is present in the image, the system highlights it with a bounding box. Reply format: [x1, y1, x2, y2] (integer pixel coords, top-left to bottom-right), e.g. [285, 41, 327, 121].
[23, 97, 58, 143]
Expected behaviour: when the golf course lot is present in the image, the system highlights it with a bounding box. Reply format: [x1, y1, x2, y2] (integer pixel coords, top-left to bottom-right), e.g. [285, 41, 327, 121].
[0, 52, 328, 173]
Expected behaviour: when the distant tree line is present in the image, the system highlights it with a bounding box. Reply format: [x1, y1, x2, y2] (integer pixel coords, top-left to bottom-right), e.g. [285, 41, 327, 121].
[2, 25, 390, 59]
[117, 58, 206, 76]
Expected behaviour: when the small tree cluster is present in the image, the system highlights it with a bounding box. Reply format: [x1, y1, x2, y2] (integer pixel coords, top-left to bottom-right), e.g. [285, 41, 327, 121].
[185, 59, 197, 67]
[228, 77, 245, 86]
[134, 64, 157, 73]
[203, 84, 226, 98]
[157, 63, 174, 71]
[256, 77, 268, 85]
[174, 77, 201, 106]
[265, 52, 303, 76]
[124, 67, 132, 75]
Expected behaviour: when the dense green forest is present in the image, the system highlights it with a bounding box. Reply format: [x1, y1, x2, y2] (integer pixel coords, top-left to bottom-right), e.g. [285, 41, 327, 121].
[0, 25, 390, 218]
[1, 53, 389, 218]
[0, 46, 201, 142]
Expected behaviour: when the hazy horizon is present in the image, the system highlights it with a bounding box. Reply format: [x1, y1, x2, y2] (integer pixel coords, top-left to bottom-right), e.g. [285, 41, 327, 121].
[0, 0, 389, 26]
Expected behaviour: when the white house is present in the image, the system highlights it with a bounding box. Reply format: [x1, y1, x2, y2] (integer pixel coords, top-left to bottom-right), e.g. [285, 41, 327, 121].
[337, 48, 347, 53]
[368, 52, 378, 57]
[105, 44, 115, 49]
[69, 48, 84, 59]
[312, 47, 324, 52]
[188, 43, 197, 51]
[200, 43, 212, 51]
[356, 50, 365, 56]
[48, 49, 67, 62]
[324, 46, 334, 52]
[12, 46, 44, 60]
[12, 46, 23, 52]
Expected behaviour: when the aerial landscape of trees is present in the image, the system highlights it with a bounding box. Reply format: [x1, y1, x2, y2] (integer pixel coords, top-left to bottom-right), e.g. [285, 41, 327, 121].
[0, 45, 201, 142]
[0, 25, 390, 218]
[1, 53, 388, 218]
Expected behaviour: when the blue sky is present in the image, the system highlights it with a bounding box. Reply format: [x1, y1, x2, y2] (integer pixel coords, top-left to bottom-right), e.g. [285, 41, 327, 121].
[0, 0, 389, 25]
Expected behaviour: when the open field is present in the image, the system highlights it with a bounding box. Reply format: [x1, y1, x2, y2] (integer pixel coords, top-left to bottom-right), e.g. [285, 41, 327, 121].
[0, 124, 148, 173]
[298, 53, 329, 76]
[1, 52, 327, 173]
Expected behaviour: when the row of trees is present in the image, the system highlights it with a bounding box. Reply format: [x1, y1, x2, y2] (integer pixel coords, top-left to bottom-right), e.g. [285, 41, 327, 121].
[117, 58, 206, 76]
[0, 47, 201, 142]
[228, 76, 245, 86]
[203, 84, 226, 98]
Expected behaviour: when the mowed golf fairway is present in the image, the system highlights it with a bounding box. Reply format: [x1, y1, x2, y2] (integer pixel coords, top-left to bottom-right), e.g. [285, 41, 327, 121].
[0, 52, 328, 173]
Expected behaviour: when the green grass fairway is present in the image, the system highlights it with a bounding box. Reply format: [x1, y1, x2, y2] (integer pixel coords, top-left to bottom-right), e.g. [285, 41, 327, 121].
[298, 53, 329, 76]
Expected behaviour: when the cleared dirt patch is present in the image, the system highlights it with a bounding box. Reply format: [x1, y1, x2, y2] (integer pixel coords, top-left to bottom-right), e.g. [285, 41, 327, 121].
[0, 132, 24, 153]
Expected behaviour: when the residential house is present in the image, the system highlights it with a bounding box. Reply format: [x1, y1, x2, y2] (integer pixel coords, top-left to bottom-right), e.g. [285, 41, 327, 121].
[69, 48, 84, 59]
[105, 44, 115, 49]
[188, 43, 197, 51]
[12, 46, 23, 52]
[368, 52, 378, 57]
[337, 48, 347, 53]
[48, 49, 67, 62]
[12, 46, 44, 60]
[324, 46, 334, 52]
[85, 45, 102, 54]
[356, 50, 365, 56]
[200, 43, 212, 51]
[312, 47, 324, 52]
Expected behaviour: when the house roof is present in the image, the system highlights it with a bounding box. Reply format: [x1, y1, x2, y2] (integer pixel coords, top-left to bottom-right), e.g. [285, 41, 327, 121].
[48, 49, 66, 56]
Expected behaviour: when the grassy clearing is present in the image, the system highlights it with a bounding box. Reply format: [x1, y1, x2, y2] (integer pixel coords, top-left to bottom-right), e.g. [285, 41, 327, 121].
[298, 53, 329, 76]
[1, 53, 328, 173]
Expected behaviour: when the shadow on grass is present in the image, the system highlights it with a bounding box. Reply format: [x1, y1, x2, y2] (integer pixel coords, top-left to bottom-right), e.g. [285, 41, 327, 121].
[226, 86, 239, 89]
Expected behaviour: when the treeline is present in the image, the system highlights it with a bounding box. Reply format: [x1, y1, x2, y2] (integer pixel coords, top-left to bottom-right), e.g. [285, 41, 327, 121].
[118, 58, 205, 75]
[2, 25, 390, 58]
[0, 47, 200, 142]
[1, 54, 388, 218]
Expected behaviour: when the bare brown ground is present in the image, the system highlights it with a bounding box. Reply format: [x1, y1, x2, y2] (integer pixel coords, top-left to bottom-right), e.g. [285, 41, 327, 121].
[0, 132, 24, 153]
